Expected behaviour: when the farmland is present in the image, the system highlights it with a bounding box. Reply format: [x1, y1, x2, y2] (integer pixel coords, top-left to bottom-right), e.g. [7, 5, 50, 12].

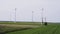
[0, 22, 60, 34]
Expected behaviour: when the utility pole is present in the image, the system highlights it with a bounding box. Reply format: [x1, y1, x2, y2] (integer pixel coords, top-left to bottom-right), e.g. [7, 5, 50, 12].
[44, 8, 47, 26]
[44, 17, 47, 26]
[32, 11, 34, 22]
[41, 8, 44, 24]
[9, 10, 11, 23]
[45, 17, 46, 22]
[9, 9, 12, 23]
[14, 8, 17, 23]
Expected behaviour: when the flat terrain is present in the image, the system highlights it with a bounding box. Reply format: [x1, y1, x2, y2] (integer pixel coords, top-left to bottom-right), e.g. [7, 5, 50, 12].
[0, 22, 40, 34]
[0, 22, 60, 34]
[6, 23, 60, 34]
[0, 24, 39, 28]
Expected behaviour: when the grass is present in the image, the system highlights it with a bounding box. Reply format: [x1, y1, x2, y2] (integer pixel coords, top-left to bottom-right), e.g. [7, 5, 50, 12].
[0, 22, 60, 34]
[6, 23, 60, 34]
[0, 22, 41, 26]
[0, 22, 40, 34]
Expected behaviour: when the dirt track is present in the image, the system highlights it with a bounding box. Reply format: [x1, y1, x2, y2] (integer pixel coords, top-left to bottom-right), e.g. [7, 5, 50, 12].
[0, 24, 39, 28]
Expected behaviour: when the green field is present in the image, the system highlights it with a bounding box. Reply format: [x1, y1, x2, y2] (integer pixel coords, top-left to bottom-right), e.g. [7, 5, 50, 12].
[0, 22, 40, 34]
[0, 22, 60, 34]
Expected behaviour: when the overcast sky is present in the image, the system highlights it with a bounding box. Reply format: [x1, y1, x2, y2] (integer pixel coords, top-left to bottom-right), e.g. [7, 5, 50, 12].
[0, 0, 60, 22]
